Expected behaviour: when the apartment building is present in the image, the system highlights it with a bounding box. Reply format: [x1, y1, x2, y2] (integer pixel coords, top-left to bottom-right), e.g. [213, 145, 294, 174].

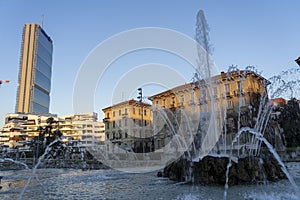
[102, 99, 153, 153]
[0, 112, 105, 148]
[1, 113, 58, 147]
[60, 112, 105, 147]
[149, 70, 270, 152]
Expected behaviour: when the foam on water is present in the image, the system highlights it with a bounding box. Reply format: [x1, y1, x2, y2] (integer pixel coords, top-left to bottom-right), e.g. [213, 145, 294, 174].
[244, 191, 300, 200]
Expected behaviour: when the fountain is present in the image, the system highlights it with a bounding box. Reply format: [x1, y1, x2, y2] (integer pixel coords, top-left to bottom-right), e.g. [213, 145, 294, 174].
[1, 8, 299, 200]
[158, 9, 300, 200]
[157, 67, 300, 200]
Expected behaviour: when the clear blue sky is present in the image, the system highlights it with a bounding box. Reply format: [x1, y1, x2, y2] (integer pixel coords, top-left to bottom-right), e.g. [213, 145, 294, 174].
[0, 0, 300, 126]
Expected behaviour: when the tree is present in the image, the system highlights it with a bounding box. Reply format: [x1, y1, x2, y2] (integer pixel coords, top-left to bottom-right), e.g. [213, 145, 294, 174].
[278, 98, 300, 147]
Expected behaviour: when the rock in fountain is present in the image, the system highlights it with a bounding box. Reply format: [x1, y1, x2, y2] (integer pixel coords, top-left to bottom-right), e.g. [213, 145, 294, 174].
[163, 153, 285, 185]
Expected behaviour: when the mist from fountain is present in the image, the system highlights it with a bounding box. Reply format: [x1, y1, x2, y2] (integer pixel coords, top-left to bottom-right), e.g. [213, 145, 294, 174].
[0, 158, 29, 169]
[18, 139, 59, 200]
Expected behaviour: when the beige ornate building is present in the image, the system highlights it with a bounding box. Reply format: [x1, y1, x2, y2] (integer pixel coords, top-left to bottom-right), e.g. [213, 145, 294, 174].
[149, 70, 270, 153]
[102, 99, 153, 153]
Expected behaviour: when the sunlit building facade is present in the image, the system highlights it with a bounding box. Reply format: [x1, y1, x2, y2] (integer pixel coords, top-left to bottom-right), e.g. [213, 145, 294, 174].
[149, 70, 270, 152]
[0, 113, 58, 147]
[102, 99, 153, 153]
[15, 23, 53, 114]
[0, 112, 105, 148]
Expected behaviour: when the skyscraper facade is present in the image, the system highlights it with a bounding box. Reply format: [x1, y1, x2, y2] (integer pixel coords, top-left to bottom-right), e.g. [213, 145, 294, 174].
[15, 23, 53, 114]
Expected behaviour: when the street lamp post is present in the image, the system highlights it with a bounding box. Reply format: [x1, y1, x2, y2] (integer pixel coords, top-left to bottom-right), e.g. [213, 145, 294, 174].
[137, 88, 145, 153]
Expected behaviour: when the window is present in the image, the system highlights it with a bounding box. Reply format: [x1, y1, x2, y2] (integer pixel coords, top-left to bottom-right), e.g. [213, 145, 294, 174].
[237, 81, 242, 92]
[181, 95, 184, 105]
[225, 84, 230, 93]
[125, 131, 128, 138]
[214, 102, 218, 110]
[107, 113, 110, 118]
[125, 108, 128, 115]
[172, 97, 175, 105]
[228, 118, 234, 127]
[203, 104, 208, 113]
[119, 110, 121, 116]
[202, 89, 206, 99]
[157, 140, 161, 149]
[106, 133, 109, 140]
[239, 97, 245, 106]
[213, 87, 218, 96]
[113, 121, 116, 128]
[107, 122, 110, 129]
[144, 109, 147, 116]
[156, 100, 159, 107]
[163, 99, 166, 107]
[241, 115, 247, 126]
[227, 100, 233, 109]
[113, 111, 115, 117]
[87, 124, 92, 128]
[133, 107, 136, 114]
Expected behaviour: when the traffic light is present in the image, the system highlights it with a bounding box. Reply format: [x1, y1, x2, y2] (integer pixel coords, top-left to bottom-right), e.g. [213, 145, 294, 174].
[137, 88, 142, 102]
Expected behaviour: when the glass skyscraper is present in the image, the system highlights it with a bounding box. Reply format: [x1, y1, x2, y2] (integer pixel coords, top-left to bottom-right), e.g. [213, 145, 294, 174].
[15, 24, 53, 114]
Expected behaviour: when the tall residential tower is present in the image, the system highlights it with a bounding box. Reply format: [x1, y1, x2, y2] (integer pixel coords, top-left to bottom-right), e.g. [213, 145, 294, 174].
[15, 24, 53, 114]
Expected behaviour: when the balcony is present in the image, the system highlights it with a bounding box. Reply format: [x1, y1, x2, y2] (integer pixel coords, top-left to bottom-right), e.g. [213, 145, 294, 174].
[189, 100, 196, 105]
[225, 92, 232, 98]
[234, 90, 244, 96]
[103, 117, 110, 122]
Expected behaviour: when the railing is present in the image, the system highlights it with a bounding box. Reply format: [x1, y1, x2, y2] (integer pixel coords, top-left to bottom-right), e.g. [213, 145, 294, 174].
[103, 117, 110, 122]
[234, 90, 244, 96]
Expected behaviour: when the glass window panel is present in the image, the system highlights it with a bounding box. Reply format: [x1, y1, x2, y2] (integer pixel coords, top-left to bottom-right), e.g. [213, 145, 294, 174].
[34, 70, 51, 91]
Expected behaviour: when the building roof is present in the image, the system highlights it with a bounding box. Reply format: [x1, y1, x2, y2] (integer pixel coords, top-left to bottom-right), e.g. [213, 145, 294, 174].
[102, 99, 151, 111]
[149, 70, 270, 100]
